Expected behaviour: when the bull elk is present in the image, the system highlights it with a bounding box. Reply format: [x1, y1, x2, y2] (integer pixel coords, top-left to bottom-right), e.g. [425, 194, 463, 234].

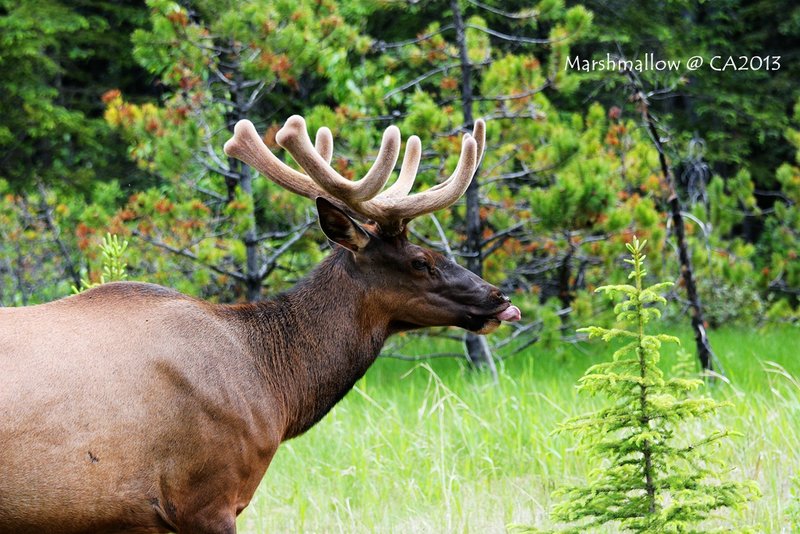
[0, 115, 521, 533]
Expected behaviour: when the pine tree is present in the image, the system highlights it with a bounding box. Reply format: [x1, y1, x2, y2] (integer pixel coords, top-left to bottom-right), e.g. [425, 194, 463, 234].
[550, 237, 758, 533]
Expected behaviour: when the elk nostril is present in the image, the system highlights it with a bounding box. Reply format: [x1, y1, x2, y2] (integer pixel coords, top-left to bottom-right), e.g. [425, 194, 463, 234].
[490, 289, 509, 302]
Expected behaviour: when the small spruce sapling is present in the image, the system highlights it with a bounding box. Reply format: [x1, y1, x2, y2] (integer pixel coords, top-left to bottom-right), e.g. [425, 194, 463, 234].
[72, 233, 129, 294]
[550, 237, 758, 533]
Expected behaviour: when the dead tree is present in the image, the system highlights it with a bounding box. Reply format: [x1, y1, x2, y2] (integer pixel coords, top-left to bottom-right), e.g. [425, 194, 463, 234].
[624, 68, 716, 371]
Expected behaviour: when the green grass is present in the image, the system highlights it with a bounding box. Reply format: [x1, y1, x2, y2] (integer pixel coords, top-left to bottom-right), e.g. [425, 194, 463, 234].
[237, 324, 800, 533]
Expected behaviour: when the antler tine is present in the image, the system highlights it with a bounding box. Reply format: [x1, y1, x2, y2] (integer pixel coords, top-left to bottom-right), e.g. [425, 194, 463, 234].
[427, 119, 486, 193]
[375, 135, 421, 199]
[226, 116, 485, 236]
[378, 120, 483, 201]
[472, 118, 486, 166]
[350, 132, 478, 235]
[276, 115, 399, 202]
[223, 119, 327, 200]
[379, 133, 478, 219]
[315, 127, 333, 165]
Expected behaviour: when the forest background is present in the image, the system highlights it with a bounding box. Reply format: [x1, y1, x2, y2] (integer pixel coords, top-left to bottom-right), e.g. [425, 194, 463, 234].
[2, 0, 799, 343]
[2, 0, 798, 364]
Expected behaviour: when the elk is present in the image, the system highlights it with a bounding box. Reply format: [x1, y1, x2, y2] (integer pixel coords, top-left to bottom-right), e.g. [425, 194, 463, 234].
[0, 115, 521, 534]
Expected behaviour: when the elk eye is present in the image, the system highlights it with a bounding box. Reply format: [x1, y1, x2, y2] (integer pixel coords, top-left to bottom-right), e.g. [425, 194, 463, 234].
[411, 258, 429, 271]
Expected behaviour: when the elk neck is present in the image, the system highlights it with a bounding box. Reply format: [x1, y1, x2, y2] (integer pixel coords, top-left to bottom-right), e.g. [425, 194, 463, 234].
[221, 247, 390, 440]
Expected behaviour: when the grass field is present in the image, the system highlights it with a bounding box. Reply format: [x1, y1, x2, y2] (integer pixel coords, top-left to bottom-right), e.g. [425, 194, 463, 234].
[237, 324, 800, 533]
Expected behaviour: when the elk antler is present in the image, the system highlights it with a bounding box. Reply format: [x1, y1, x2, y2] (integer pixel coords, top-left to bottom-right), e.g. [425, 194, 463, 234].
[223, 116, 486, 235]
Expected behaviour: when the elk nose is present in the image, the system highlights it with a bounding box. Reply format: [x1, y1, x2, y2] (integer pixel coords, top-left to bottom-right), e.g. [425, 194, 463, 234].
[491, 289, 510, 302]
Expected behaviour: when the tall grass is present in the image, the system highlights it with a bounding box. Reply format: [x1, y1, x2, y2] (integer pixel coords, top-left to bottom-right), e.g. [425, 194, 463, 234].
[238, 325, 800, 533]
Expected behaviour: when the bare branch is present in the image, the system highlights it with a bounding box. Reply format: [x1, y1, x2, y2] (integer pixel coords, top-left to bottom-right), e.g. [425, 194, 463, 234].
[253, 222, 313, 244]
[464, 24, 550, 45]
[245, 80, 268, 111]
[209, 63, 235, 86]
[132, 230, 247, 283]
[257, 218, 314, 280]
[465, 0, 539, 20]
[372, 24, 455, 51]
[212, 97, 238, 108]
[193, 185, 228, 202]
[480, 109, 546, 121]
[408, 226, 451, 253]
[384, 62, 460, 100]
[36, 183, 80, 287]
[194, 153, 239, 181]
[481, 221, 526, 248]
[476, 79, 551, 101]
[428, 213, 454, 260]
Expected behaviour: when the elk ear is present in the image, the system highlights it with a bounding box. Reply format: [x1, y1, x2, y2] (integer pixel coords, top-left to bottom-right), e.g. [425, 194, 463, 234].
[316, 197, 371, 252]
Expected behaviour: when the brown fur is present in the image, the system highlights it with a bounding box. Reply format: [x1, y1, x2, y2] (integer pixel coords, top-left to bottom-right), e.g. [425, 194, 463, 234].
[0, 207, 512, 533]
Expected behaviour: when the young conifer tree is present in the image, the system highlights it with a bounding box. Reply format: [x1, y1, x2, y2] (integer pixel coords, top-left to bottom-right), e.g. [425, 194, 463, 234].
[71, 233, 129, 294]
[550, 237, 758, 533]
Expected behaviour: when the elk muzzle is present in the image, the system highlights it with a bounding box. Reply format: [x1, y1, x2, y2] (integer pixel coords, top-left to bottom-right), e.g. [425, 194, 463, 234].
[438, 262, 522, 334]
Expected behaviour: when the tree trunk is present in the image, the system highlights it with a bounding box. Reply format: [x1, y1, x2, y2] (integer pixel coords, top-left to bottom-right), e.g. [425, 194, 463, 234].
[37, 183, 81, 289]
[226, 42, 262, 302]
[558, 235, 576, 325]
[238, 163, 261, 301]
[668, 196, 714, 370]
[450, 0, 495, 375]
[625, 70, 715, 371]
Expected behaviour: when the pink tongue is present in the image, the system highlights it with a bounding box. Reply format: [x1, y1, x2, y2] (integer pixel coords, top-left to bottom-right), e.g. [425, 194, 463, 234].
[496, 305, 521, 322]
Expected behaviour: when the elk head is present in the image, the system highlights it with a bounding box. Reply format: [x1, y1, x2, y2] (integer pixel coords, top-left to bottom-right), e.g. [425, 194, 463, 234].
[224, 115, 521, 334]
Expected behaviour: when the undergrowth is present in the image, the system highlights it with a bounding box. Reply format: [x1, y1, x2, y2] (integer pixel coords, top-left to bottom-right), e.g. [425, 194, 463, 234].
[238, 324, 798, 533]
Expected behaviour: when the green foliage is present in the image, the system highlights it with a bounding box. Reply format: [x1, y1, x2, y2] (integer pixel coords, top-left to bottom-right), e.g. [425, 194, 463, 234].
[94, 0, 370, 300]
[550, 238, 759, 532]
[499, 102, 673, 314]
[71, 233, 129, 294]
[94, 0, 601, 305]
[695, 277, 765, 328]
[0, 0, 89, 186]
[574, 0, 800, 188]
[550, 0, 800, 321]
[755, 104, 800, 308]
[0, 0, 148, 189]
[0, 179, 89, 304]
